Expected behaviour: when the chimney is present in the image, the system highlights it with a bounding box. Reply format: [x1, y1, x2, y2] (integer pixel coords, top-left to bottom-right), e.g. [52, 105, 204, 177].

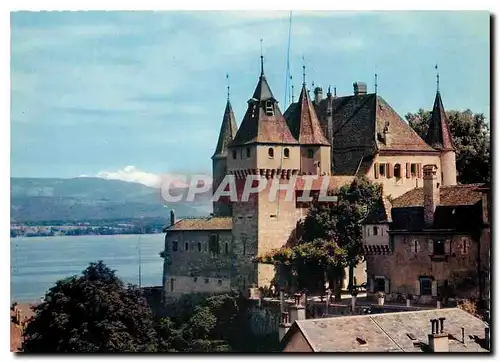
[170, 209, 176, 226]
[428, 317, 449, 352]
[423, 165, 440, 227]
[353, 82, 367, 96]
[314, 87, 323, 104]
[289, 293, 306, 324]
[279, 312, 292, 342]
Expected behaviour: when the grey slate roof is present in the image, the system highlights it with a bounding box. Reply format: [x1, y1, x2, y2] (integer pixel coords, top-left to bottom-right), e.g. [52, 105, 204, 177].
[286, 308, 488, 352]
[212, 100, 238, 159]
[424, 91, 456, 151]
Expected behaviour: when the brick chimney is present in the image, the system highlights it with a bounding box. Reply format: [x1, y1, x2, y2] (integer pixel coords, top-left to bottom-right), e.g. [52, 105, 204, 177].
[314, 87, 323, 104]
[289, 293, 306, 324]
[279, 312, 292, 342]
[353, 82, 367, 96]
[423, 164, 440, 227]
[170, 209, 176, 226]
[428, 317, 449, 352]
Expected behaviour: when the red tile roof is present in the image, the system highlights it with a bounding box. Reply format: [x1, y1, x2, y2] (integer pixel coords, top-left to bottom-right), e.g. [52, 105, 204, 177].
[392, 184, 484, 208]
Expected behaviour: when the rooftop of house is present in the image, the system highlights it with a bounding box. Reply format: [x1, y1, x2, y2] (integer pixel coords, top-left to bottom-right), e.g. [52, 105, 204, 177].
[282, 308, 488, 352]
[164, 216, 232, 232]
[362, 197, 393, 224]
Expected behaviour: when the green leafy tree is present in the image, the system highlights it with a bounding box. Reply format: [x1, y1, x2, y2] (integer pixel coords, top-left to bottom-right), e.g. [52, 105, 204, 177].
[22, 261, 157, 353]
[405, 109, 490, 184]
[256, 177, 381, 300]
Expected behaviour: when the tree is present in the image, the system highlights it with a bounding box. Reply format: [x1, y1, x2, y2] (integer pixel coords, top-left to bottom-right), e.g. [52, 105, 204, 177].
[256, 177, 381, 300]
[22, 261, 157, 352]
[405, 109, 490, 184]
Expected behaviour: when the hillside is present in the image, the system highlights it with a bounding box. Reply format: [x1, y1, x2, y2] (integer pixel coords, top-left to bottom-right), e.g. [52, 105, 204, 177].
[10, 177, 212, 223]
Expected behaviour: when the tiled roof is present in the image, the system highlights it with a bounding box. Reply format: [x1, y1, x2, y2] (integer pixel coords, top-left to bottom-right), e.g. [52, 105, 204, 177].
[231, 73, 298, 146]
[284, 85, 330, 145]
[362, 197, 392, 224]
[212, 100, 238, 159]
[424, 91, 456, 151]
[391, 184, 484, 208]
[165, 217, 232, 231]
[286, 308, 488, 352]
[314, 93, 436, 175]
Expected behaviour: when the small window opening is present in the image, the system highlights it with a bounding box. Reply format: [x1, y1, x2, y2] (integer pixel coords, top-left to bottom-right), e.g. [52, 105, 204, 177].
[284, 148, 290, 158]
[218, 279, 223, 286]
[268, 148, 274, 158]
[265, 100, 274, 116]
[225, 243, 229, 254]
[172, 241, 178, 252]
[394, 164, 402, 178]
[193, 277, 198, 283]
[185, 242, 189, 251]
[232, 150, 237, 159]
[246, 148, 251, 158]
[373, 226, 378, 236]
[375, 277, 385, 292]
[205, 278, 210, 284]
[379, 163, 386, 176]
[411, 163, 417, 176]
[170, 278, 175, 292]
[356, 337, 367, 345]
[307, 149, 314, 159]
[420, 277, 432, 296]
[434, 240, 445, 255]
[198, 242, 202, 252]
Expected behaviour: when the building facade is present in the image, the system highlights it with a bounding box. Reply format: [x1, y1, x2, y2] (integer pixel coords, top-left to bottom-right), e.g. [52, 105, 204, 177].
[162, 58, 461, 300]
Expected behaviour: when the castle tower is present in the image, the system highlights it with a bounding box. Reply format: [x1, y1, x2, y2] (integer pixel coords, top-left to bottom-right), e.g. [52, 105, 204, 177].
[285, 83, 331, 175]
[424, 91, 457, 186]
[227, 56, 302, 292]
[211, 99, 238, 216]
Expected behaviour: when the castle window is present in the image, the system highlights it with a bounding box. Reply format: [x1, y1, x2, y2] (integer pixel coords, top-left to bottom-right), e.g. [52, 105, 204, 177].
[265, 100, 274, 116]
[379, 163, 386, 176]
[411, 163, 417, 176]
[205, 278, 210, 284]
[284, 148, 290, 158]
[413, 239, 420, 253]
[170, 278, 175, 292]
[225, 242, 229, 254]
[461, 237, 470, 255]
[209, 234, 220, 255]
[172, 241, 178, 252]
[307, 149, 314, 159]
[218, 279, 223, 286]
[246, 148, 251, 158]
[198, 242, 202, 252]
[420, 277, 432, 296]
[373, 226, 378, 236]
[268, 148, 274, 158]
[185, 242, 189, 252]
[433, 240, 445, 255]
[394, 164, 402, 178]
[193, 277, 198, 283]
[374, 277, 385, 292]
[232, 150, 237, 160]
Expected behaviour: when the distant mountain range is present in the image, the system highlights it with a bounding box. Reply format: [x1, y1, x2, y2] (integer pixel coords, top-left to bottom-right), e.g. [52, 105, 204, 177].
[10, 177, 212, 223]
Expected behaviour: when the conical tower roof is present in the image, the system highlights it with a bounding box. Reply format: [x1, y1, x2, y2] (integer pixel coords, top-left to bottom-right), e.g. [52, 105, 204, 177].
[424, 91, 456, 151]
[212, 100, 238, 159]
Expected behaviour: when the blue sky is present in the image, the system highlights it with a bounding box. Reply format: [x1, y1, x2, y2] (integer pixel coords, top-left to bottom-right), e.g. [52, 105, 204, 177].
[11, 11, 490, 183]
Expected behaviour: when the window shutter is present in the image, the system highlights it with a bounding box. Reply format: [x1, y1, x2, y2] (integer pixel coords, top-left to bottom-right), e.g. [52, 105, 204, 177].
[428, 239, 434, 254]
[384, 279, 390, 294]
[417, 163, 423, 178]
[415, 280, 421, 295]
[444, 239, 451, 254]
[431, 281, 438, 297]
[374, 163, 380, 179]
[406, 163, 411, 178]
[387, 163, 394, 178]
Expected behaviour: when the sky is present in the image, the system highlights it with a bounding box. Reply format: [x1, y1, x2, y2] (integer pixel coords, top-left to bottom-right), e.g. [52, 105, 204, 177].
[10, 11, 490, 185]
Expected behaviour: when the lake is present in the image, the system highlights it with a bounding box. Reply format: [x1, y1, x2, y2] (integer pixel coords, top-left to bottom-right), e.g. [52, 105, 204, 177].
[10, 234, 165, 303]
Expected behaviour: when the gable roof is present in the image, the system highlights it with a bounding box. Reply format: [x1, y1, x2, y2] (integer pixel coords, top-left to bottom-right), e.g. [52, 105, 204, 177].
[284, 85, 330, 145]
[164, 217, 232, 232]
[391, 184, 484, 208]
[313, 93, 436, 175]
[231, 72, 298, 146]
[282, 308, 488, 352]
[424, 91, 456, 151]
[212, 100, 238, 159]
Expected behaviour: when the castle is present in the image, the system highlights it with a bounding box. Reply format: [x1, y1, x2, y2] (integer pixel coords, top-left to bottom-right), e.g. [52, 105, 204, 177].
[161, 56, 458, 299]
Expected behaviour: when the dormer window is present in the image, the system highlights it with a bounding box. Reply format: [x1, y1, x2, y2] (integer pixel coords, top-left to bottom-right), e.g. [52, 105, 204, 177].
[268, 147, 274, 159]
[284, 148, 290, 158]
[265, 100, 274, 116]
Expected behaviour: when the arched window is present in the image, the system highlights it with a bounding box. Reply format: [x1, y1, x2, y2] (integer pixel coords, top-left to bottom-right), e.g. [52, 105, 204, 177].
[373, 226, 378, 236]
[232, 150, 237, 159]
[198, 242, 202, 252]
[246, 148, 251, 158]
[284, 148, 290, 158]
[307, 149, 314, 159]
[225, 243, 229, 254]
[394, 164, 402, 178]
[268, 148, 274, 158]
